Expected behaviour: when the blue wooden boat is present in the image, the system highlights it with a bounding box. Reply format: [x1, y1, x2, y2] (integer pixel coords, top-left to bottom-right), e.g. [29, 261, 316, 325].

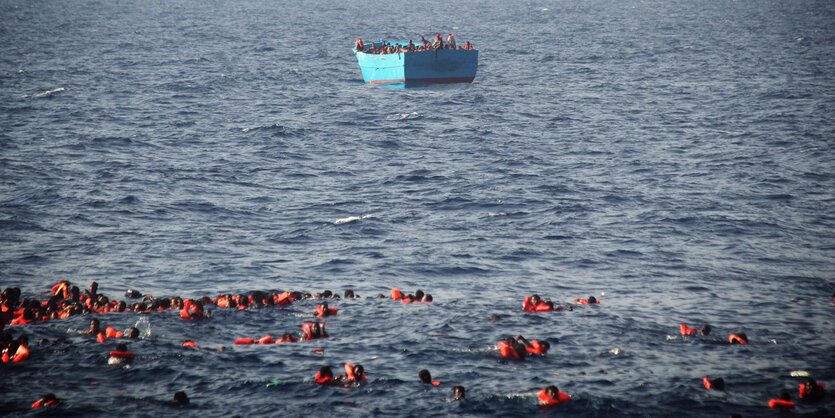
[354, 40, 478, 85]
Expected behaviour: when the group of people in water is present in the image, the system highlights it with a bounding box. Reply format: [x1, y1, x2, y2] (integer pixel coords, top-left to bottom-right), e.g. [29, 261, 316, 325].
[355, 33, 475, 55]
[3, 281, 830, 411]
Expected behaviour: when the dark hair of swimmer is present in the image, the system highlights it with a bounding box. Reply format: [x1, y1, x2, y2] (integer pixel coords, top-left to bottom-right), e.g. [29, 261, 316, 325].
[115, 342, 127, 352]
[422, 294, 433, 302]
[415, 290, 424, 300]
[127, 327, 139, 339]
[173, 391, 189, 404]
[418, 369, 432, 384]
[588, 296, 598, 303]
[322, 290, 332, 298]
[546, 385, 559, 398]
[310, 323, 321, 337]
[711, 377, 725, 390]
[376, 293, 385, 298]
[541, 341, 551, 352]
[43, 393, 58, 403]
[282, 332, 294, 340]
[453, 385, 465, 399]
[701, 324, 712, 336]
[319, 366, 333, 378]
[530, 294, 541, 305]
[344, 289, 354, 298]
[353, 364, 364, 378]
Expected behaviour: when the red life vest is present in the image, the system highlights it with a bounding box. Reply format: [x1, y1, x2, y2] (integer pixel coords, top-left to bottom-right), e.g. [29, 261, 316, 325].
[97, 332, 107, 343]
[344, 363, 368, 382]
[522, 296, 535, 311]
[109, 350, 133, 359]
[680, 324, 698, 336]
[257, 335, 274, 344]
[538, 388, 571, 406]
[31, 398, 59, 408]
[534, 303, 553, 312]
[315, 305, 338, 317]
[391, 289, 403, 301]
[2, 344, 30, 363]
[235, 338, 255, 345]
[768, 399, 795, 409]
[702, 376, 719, 390]
[180, 299, 203, 320]
[10, 315, 34, 326]
[497, 342, 522, 359]
[217, 297, 229, 308]
[274, 292, 293, 306]
[799, 382, 825, 400]
[314, 371, 334, 385]
[182, 340, 199, 348]
[728, 334, 747, 344]
[302, 323, 327, 340]
[526, 340, 546, 355]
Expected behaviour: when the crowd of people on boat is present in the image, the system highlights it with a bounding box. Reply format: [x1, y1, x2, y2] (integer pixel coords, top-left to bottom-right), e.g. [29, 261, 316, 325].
[2, 281, 831, 412]
[355, 33, 475, 54]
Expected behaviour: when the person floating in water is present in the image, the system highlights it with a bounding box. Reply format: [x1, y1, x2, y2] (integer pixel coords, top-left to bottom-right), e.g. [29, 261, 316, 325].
[728, 332, 748, 344]
[516, 335, 550, 355]
[538, 385, 571, 407]
[163, 391, 189, 406]
[301, 322, 327, 341]
[768, 390, 794, 409]
[419, 369, 440, 385]
[497, 336, 528, 360]
[799, 377, 825, 401]
[453, 385, 465, 400]
[31, 393, 60, 409]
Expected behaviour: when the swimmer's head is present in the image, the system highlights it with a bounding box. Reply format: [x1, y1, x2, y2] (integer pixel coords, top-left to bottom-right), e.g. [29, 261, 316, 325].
[711, 377, 725, 390]
[540, 341, 551, 352]
[588, 296, 598, 303]
[531, 294, 541, 305]
[127, 327, 139, 339]
[546, 385, 559, 398]
[701, 324, 712, 336]
[376, 293, 385, 298]
[422, 294, 433, 302]
[453, 385, 465, 399]
[415, 290, 424, 300]
[90, 319, 100, 330]
[353, 364, 364, 378]
[310, 323, 321, 335]
[173, 391, 189, 404]
[419, 369, 431, 384]
[344, 289, 355, 298]
[115, 342, 128, 352]
[319, 366, 333, 378]
[281, 333, 294, 340]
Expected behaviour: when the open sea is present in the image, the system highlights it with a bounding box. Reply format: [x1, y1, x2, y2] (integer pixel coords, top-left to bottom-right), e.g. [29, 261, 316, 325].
[1, 0, 834, 416]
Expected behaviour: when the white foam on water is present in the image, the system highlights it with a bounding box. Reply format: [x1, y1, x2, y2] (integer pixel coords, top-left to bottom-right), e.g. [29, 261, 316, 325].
[32, 87, 65, 98]
[334, 214, 373, 225]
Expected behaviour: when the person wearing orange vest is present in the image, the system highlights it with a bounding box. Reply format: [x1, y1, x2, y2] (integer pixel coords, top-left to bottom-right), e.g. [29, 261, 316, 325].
[799, 378, 825, 401]
[315, 303, 338, 317]
[703, 376, 725, 390]
[497, 337, 528, 360]
[343, 363, 368, 384]
[419, 369, 440, 386]
[446, 34, 456, 49]
[538, 385, 571, 406]
[301, 322, 327, 340]
[314, 365, 335, 385]
[728, 333, 748, 344]
[517, 335, 550, 355]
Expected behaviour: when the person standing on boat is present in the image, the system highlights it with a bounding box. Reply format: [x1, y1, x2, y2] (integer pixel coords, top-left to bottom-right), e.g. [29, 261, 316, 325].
[432, 34, 443, 49]
[446, 34, 456, 49]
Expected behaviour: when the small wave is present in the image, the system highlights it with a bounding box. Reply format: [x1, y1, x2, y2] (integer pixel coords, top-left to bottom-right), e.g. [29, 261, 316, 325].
[488, 212, 507, 217]
[385, 112, 422, 121]
[334, 214, 374, 225]
[26, 87, 65, 98]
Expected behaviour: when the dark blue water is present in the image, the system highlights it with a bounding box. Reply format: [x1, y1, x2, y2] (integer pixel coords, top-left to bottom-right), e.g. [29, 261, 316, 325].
[2, 0, 834, 415]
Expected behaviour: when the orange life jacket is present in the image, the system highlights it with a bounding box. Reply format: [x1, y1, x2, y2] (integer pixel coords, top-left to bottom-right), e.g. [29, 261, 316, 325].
[97, 332, 107, 343]
[497, 341, 522, 359]
[31, 398, 59, 408]
[182, 340, 199, 348]
[522, 296, 535, 311]
[315, 305, 338, 317]
[257, 335, 273, 344]
[180, 299, 203, 320]
[799, 382, 825, 400]
[344, 363, 368, 382]
[391, 289, 403, 301]
[702, 376, 719, 390]
[728, 334, 747, 344]
[109, 350, 133, 359]
[534, 303, 553, 312]
[274, 292, 293, 306]
[314, 371, 334, 385]
[302, 323, 327, 340]
[538, 388, 571, 406]
[3, 344, 30, 363]
[235, 338, 255, 345]
[680, 324, 698, 336]
[526, 340, 546, 355]
[768, 399, 794, 409]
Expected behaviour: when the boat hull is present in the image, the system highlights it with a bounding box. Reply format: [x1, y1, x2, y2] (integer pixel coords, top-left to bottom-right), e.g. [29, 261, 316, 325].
[355, 48, 478, 85]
